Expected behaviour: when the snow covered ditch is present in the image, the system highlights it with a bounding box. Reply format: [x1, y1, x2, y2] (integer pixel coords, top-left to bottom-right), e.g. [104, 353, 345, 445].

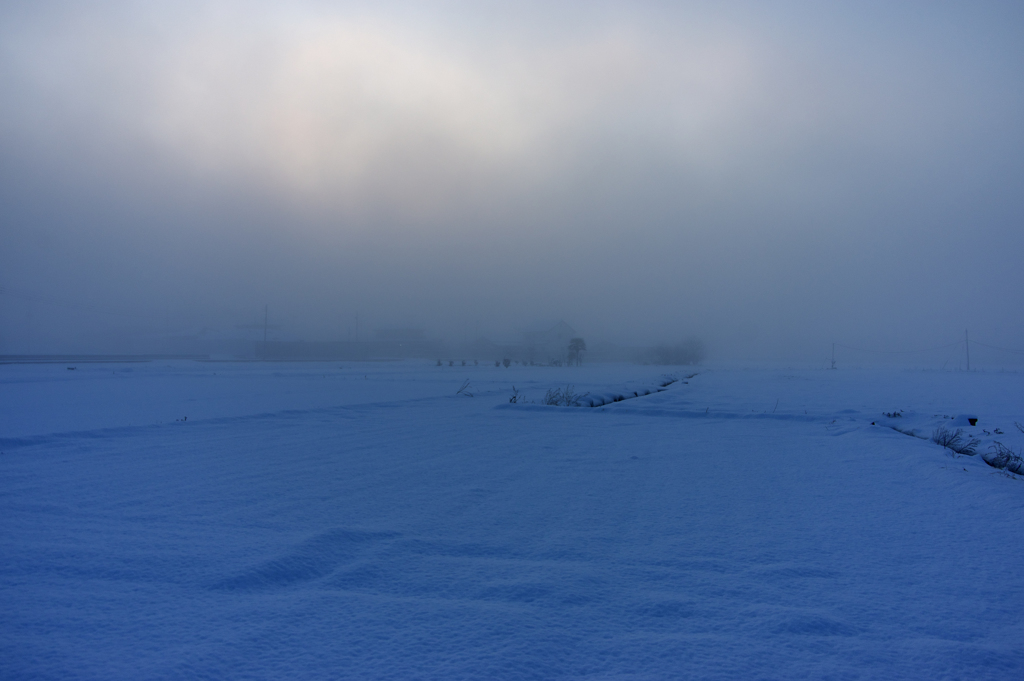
[505, 373, 695, 407]
[875, 411, 1024, 475]
[578, 373, 697, 407]
[2, 361, 1024, 679]
[531, 366, 1024, 477]
[508, 371, 1024, 477]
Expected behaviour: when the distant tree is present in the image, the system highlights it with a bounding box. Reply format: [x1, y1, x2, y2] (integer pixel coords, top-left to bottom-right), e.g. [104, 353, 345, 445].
[503, 358, 511, 368]
[568, 337, 587, 366]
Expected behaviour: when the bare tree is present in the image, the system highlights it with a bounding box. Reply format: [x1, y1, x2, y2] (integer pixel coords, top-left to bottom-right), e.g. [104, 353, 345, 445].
[567, 337, 586, 366]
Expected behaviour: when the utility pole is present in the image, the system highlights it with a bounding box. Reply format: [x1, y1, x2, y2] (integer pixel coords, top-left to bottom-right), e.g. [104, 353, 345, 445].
[965, 329, 970, 371]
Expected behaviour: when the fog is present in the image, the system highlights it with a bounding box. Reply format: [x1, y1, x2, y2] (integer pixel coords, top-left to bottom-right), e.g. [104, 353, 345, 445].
[2, 1, 1023, 362]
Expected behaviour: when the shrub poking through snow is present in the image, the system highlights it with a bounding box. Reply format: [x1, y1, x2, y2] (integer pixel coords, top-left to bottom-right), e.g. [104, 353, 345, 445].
[509, 386, 525, 404]
[931, 426, 980, 457]
[986, 442, 1024, 475]
[457, 380, 473, 397]
[543, 384, 589, 407]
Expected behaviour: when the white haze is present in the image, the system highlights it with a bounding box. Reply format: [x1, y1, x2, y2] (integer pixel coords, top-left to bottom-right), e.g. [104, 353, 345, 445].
[1, 1, 1023, 361]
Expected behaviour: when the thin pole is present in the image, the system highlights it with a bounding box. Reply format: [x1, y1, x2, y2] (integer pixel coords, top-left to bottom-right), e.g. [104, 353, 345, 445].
[965, 329, 970, 371]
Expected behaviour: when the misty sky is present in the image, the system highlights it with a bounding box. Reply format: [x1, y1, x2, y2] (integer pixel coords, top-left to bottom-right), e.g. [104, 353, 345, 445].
[2, 1, 1023, 359]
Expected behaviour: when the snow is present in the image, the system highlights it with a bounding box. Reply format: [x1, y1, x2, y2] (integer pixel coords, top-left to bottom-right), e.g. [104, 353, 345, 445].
[2, 360, 1023, 679]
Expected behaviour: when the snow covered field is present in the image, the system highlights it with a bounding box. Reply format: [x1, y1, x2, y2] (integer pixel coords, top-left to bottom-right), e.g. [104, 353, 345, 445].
[2, 360, 1023, 680]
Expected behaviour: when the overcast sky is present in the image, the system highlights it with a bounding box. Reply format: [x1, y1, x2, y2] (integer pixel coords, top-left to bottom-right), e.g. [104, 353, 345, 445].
[2, 1, 1023, 360]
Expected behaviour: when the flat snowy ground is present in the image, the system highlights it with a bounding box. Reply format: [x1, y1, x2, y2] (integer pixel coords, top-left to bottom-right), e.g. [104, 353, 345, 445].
[2, 361, 1023, 680]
